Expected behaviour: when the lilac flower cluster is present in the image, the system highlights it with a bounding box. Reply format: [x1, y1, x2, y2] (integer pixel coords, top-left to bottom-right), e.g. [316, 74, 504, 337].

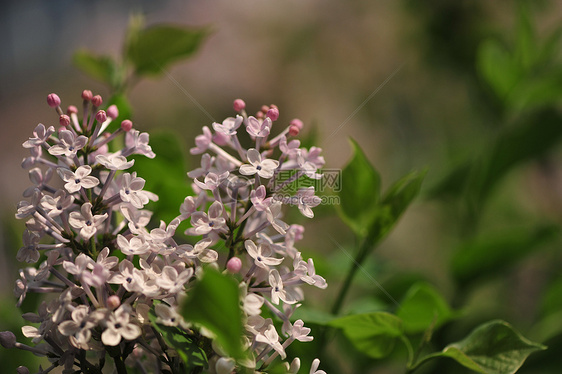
[1, 92, 327, 374]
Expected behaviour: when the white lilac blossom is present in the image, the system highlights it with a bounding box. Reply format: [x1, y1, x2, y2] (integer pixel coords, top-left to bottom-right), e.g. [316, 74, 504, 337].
[4, 93, 328, 374]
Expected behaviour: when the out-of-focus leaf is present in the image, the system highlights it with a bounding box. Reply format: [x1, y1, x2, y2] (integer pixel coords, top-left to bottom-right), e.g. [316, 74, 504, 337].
[452, 224, 558, 286]
[507, 70, 562, 112]
[73, 50, 120, 88]
[131, 130, 189, 223]
[514, 3, 536, 70]
[181, 269, 244, 360]
[429, 110, 562, 207]
[291, 306, 337, 326]
[411, 320, 546, 374]
[477, 39, 521, 99]
[126, 25, 210, 76]
[397, 282, 457, 334]
[336, 139, 381, 237]
[329, 312, 404, 359]
[149, 304, 207, 369]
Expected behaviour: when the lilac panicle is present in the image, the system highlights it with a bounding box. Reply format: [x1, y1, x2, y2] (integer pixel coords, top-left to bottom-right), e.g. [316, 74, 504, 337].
[5, 93, 328, 374]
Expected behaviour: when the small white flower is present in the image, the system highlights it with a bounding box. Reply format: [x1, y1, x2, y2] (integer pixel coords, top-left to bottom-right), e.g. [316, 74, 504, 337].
[255, 324, 286, 359]
[239, 149, 279, 179]
[310, 358, 326, 374]
[266, 201, 290, 235]
[23, 123, 55, 148]
[246, 116, 271, 138]
[156, 266, 193, 294]
[48, 130, 88, 157]
[58, 166, 99, 194]
[117, 234, 150, 256]
[95, 153, 135, 170]
[58, 305, 96, 349]
[295, 187, 322, 218]
[68, 203, 108, 240]
[213, 115, 243, 136]
[186, 201, 227, 236]
[101, 305, 142, 346]
[40, 190, 74, 217]
[245, 240, 283, 270]
[269, 269, 299, 305]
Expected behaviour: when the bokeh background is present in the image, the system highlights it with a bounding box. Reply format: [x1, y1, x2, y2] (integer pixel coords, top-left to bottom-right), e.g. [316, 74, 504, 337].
[2, 1, 562, 373]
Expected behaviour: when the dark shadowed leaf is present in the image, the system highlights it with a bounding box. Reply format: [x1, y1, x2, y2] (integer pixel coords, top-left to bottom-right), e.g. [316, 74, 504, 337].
[451, 224, 558, 286]
[149, 304, 207, 369]
[412, 320, 546, 374]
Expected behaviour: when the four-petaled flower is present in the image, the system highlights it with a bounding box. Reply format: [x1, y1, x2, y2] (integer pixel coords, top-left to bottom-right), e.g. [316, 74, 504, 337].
[101, 304, 142, 346]
[48, 130, 88, 157]
[58, 165, 99, 194]
[68, 202, 108, 239]
[240, 148, 279, 179]
[246, 116, 271, 138]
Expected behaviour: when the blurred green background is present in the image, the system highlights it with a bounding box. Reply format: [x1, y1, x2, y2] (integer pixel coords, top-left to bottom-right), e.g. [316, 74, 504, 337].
[2, 1, 562, 373]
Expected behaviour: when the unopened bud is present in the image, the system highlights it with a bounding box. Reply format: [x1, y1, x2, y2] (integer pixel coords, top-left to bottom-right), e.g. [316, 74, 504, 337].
[288, 125, 300, 136]
[107, 295, 121, 310]
[233, 99, 246, 112]
[81, 90, 93, 101]
[0, 331, 17, 348]
[107, 105, 119, 120]
[256, 111, 264, 119]
[121, 120, 133, 132]
[95, 110, 107, 123]
[67, 105, 78, 115]
[266, 107, 279, 121]
[47, 93, 61, 108]
[59, 115, 70, 127]
[290, 118, 303, 130]
[226, 257, 242, 274]
[260, 105, 269, 113]
[91, 95, 103, 107]
[16, 366, 30, 374]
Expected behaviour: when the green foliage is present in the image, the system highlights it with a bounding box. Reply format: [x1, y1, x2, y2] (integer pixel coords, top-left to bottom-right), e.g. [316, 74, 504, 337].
[73, 50, 121, 88]
[329, 312, 405, 359]
[337, 138, 381, 237]
[397, 282, 457, 334]
[126, 25, 210, 76]
[180, 269, 244, 361]
[411, 320, 546, 374]
[131, 130, 190, 224]
[149, 303, 208, 370]
[451, 224, 559, 286]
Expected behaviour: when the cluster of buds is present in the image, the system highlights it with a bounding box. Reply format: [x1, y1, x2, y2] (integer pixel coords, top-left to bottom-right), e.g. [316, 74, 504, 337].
[1, 92, 328, 374]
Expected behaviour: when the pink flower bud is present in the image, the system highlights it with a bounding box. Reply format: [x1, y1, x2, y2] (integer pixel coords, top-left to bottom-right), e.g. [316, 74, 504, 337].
[261, 105, 269, 113]
[95, 110, 107, 123]
[0, 331, 16, 348]
[266, 107, 280, 121]
[226, 257, 242, 273]
[67, 105, 78, 115]
[107, 105, 119, 119]
[256, 111, 264, 119]
[81, 90, 93, 101]
[233, 99, 246, 112]
[121, 119, 133, 132]
[289, 125, 300, 136]
[290, 118, 303, 130]
[107, 295, 121, 310]
[47, 93, 61, 108]
[59, 114, 70, 127]
[91, 95, 103, 107]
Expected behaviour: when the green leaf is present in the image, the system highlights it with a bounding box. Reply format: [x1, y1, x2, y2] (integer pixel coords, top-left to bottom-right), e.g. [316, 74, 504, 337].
[397, 282, 456, 334]
[477, 39, 521, 99]
[378, 169, 426, 235]
[451, 224, 558, 286]
[413, 320, 546, 374]
[131, 130, 190, 223]
[336, 138, 381, 237]
[514, 3, 537, 70]
[291, 306, 337, 326]
[126, 24, 210, 75]
[73, 50, 120, 87]
[149, 304, 207, 369]
[180, 269, 244, 360]
[329, 312, 404, 359]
